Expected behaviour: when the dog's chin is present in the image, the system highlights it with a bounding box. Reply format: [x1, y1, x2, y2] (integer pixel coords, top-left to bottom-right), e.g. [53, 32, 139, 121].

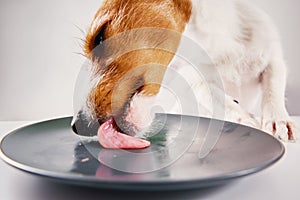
[113, 118, 140, 137]
[116, 110, 155, 137]
[114, 94, 157, 137]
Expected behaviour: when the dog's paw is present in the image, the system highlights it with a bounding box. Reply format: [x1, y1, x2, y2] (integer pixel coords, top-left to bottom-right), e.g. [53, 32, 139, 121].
[262, 118, 298, 142]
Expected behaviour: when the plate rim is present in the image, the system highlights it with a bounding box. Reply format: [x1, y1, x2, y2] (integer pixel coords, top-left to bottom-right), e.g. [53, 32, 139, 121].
[0, 116, 285, 190]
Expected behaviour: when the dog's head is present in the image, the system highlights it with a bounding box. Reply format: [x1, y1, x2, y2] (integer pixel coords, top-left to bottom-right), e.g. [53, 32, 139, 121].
[72, 0, 192, 136]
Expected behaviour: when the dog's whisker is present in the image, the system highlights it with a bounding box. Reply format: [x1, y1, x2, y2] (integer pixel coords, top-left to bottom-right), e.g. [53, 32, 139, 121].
[73, 52, 87, 58]
[73, 23, 86, 36]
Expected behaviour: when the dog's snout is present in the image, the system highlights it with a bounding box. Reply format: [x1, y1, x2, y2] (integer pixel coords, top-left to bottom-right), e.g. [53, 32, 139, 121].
[71, 111, 99, 137]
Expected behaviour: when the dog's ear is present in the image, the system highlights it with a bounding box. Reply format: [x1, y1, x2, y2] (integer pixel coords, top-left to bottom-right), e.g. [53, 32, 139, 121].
[85, 11, 111, 57]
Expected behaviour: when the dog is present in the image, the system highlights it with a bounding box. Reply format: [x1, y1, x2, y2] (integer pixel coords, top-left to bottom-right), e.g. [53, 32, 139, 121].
[72, 0, 298, 142]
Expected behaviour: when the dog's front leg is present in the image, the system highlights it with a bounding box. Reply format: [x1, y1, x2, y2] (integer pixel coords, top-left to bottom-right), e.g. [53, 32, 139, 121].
[261, 56, 298, 141]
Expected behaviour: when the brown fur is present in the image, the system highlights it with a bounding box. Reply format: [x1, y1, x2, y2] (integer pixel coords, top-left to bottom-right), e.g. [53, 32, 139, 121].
[84, 0, 192, 124]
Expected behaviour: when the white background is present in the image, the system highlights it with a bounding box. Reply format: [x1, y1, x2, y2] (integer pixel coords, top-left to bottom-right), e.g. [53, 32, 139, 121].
[0, 0, 299, 121]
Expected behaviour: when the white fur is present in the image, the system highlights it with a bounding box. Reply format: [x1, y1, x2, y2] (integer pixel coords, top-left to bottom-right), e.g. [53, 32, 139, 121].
[125, 94, 157, 134]
[185, 0, 297, 140]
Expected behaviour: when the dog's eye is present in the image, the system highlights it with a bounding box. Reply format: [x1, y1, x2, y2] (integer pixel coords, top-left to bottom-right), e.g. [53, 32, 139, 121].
[91, 24, 108, 58]
[94, 26, 105, 47]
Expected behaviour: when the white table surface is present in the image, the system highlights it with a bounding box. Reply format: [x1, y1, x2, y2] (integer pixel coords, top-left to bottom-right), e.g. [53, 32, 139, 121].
[0, 118, 300, 200]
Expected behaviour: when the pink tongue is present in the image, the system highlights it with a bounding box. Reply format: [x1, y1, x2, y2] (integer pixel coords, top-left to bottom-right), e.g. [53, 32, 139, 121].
[98, 118, 151, 149]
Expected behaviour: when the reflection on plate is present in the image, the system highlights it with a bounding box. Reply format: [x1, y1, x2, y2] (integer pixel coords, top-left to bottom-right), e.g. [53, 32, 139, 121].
[0, 114, 284, 190]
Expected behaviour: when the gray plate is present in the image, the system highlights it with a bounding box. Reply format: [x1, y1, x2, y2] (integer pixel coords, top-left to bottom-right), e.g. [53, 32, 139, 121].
[0, 114, 284, 191]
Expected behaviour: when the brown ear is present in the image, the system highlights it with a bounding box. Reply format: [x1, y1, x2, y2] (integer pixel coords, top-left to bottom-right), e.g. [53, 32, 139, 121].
[84, 9, 111, 56]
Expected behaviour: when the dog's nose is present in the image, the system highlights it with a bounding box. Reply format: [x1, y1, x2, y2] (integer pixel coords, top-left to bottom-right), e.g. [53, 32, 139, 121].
[71, 111, 99, 137]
